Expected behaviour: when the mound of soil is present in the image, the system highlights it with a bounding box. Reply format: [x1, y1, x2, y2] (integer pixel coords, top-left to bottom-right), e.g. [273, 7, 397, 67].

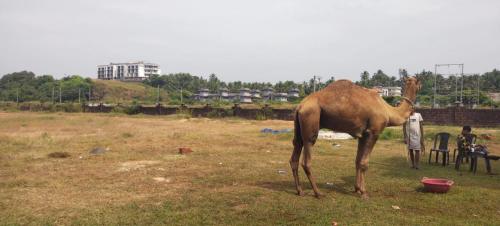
[48, 152, 70, 158]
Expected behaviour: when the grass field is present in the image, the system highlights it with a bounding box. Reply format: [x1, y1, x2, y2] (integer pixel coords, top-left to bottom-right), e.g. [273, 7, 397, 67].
[0, 112, 499, 225]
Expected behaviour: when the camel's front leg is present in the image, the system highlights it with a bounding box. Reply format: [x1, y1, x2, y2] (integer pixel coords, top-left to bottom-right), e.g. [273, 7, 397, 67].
[302, 142, 323, 198]
[355, 132, 379, 199]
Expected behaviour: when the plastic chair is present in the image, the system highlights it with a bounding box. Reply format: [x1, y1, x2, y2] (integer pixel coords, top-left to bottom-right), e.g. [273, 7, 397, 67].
[469, 145, 498, 174]
[428, 132, 451, 166]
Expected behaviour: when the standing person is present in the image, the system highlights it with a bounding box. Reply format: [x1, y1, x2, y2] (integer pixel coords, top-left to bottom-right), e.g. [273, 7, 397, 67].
[403, 109, 425, 169]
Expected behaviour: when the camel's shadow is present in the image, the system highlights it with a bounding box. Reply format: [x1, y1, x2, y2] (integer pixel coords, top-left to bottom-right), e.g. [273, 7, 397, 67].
[255, 176, 356, 197]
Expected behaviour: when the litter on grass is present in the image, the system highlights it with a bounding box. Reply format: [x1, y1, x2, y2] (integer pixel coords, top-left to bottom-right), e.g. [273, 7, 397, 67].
[260, 128, 292, 134]
[260, 128, 351, 140]
[318, 130, 352, 140]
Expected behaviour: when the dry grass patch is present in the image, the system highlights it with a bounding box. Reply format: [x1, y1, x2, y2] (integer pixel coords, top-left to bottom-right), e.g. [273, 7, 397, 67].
[0, 112, 499, 225]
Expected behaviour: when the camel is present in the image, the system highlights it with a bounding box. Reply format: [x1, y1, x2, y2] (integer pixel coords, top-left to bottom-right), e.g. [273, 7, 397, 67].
[290, 77, 421, 198]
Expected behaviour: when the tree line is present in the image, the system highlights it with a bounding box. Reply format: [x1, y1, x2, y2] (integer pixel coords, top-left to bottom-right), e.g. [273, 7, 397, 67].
[0, 71, 92, 103]
[1, 69, 499, 107]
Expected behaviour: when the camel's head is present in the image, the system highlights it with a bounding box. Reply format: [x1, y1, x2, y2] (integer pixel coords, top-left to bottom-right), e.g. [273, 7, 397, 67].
[403, 76, 421, 99]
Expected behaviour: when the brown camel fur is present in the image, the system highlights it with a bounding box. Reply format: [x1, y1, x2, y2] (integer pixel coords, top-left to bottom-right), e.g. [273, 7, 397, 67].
[290, 77, 421, 199]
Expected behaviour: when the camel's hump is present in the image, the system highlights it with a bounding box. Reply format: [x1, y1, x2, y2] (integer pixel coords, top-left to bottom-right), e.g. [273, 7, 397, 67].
[334, 79, 354, 84]
[324, 79, 354, 89]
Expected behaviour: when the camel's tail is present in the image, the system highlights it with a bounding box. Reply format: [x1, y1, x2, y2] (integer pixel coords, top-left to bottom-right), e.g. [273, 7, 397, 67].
[293, 110, 303, 147]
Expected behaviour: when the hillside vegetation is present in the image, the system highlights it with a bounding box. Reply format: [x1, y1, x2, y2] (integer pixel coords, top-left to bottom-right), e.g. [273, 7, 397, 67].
[92, 79, 168, 104]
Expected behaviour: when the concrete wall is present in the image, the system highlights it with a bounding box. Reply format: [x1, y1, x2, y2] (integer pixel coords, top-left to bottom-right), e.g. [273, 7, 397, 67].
[418, 107, 500, 127]
[14, 103, 499, 127]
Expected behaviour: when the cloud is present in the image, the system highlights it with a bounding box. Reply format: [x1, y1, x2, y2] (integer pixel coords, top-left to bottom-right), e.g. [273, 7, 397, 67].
[0, 0, 499, 82]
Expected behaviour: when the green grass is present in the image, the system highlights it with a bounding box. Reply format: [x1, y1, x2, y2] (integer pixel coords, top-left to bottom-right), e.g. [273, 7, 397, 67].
[92, 79, 168, 104]
[0, 112, 499, 225]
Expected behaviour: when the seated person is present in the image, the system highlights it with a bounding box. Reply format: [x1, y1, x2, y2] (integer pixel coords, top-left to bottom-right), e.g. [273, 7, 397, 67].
[458, 126, 493, 173]
[457, 125, 474, 150]
[458, 125, 489, 155]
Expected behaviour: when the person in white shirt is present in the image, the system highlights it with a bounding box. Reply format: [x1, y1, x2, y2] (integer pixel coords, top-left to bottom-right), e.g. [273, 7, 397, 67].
[403, 109, 425, 169]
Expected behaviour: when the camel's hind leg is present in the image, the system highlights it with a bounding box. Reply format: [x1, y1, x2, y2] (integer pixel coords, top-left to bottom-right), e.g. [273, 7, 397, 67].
[299, 110, 322, 198]
[302, 141, 323, 198]
[290, 140, 304, 196]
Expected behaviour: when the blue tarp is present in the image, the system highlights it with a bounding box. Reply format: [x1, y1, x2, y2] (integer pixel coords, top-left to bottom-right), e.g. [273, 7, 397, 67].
[261, 128, 292, 134]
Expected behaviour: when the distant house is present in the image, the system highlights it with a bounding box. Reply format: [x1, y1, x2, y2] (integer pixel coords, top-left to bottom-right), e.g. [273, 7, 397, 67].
[219, 88, 230, 101]
[239, 88, 252, 103]
[387, 87, 402, 97]
[288, 88, 300, 99]
[262, 87, 274, 101]
[194, 88, 211, 102]
[193, 87, 298, 103]
[250, 89, 261, 102]
[488, 93, 500, 102]
[274, 93, 288, 102]
[373, 86, 402, 97]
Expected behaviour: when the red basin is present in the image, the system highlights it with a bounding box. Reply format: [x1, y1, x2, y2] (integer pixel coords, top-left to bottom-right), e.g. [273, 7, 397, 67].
[421, 177, 454, 193]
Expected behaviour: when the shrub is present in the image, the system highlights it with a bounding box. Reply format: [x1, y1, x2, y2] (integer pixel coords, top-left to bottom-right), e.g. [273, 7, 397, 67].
[61, 103, 82, 112]
[123, 102, 141, 115]
[176, 108, 192, 118]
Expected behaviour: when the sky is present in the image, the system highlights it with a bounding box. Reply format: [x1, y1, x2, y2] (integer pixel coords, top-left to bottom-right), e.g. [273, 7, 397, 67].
[0, 0, 499, 82]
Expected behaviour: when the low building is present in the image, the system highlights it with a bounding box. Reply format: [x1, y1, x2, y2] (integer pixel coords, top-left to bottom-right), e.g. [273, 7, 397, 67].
[488, 93, 500, 102]
[194, 88, 211, 102]
[274, 93, 288, 102]
[262, 87, 274, 101]
[251, 89, 262, 101]
[192, 87, 299, 103]
[373, 86, 402, 97]
[239, 88, 252, 103]
[97, 61, 161, 81]
[219, 88, 230, 101]
[288, 88, 300, 99]
[387, 87, 402, 96]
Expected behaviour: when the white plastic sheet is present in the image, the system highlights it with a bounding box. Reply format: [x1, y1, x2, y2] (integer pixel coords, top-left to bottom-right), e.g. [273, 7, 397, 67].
[317, 130, 352, 140]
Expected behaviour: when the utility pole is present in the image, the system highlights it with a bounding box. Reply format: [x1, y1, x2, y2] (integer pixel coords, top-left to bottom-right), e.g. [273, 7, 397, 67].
[59, 85, 62, 104]
[313, 75, 316, 93]
[78, 88, 81, 104]
[88, 87, 91, 102]
[455, 74, 458, 102]
[477, 75, 480, 106]
[180, 87, 183, 104]
[52, 86, 55, 104]
[157, 85, 160, 103]
[16, 88, 19, 104]
[460, 64, 464, 104]
[433, 64, 437, 108]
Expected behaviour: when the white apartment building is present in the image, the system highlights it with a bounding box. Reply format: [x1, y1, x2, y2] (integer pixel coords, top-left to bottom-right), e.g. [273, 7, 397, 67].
[97, 61, 161, 81]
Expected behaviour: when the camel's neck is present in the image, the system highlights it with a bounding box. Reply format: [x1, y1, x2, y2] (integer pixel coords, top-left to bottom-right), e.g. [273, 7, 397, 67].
[386, 90, 417, 127]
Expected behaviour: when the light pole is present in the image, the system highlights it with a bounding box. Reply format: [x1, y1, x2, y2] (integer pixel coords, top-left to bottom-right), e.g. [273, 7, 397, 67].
[433, 63, 464, 108]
